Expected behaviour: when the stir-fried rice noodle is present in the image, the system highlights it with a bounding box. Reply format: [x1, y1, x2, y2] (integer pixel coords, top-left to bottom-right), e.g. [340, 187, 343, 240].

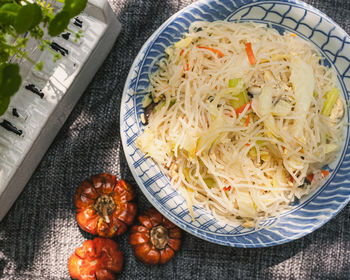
[136, 21, 346, 227]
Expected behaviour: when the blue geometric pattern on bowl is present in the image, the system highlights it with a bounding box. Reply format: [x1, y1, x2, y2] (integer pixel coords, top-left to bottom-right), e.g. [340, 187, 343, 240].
[120, 0, 350, 247]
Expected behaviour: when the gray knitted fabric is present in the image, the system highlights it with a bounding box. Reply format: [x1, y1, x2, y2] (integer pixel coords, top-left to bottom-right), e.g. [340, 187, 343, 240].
[1, 0, 350, 279]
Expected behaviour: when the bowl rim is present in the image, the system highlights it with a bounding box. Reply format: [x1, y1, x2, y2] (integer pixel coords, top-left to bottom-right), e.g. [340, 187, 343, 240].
[120, 0, 350, 247]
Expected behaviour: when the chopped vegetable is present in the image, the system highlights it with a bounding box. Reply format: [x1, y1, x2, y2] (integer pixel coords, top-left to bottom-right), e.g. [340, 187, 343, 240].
[229, 78, 240, 88]
[248, 147, 257, 158]
[253, 85, 273, 116]
[183, 62, 190, 72]
[322, 88, 340, 117]
[184, 186, 195, 221]
[226, 78, 247, 98]
[245, 42, 256, 65]
[141, 93, 152, 108]
[129, 208, 182, 265]
[252, 86, 278, 136]
[197, 46, 224, 58]
[245, 114, 251, 127]
[154, 98, 176, 112]
[204, 177, 216, 189]
[329, 97, 344, 121]
[236, 190, 256, 218]
[235, 101, 251, 115]
[75, 174, 137, 237]
[290, 59, 314, 136]
[231, 88, 249, 111]
[307, 170, 330, 182]
[182, 130, 199, 159]
[68, 237, 123, 280]
[307, 174, 313, 182]
[223, 186, 232, 192]
[271, 99, 292, 117]
[174, 37, 192, 48]
[247, 86, 261, 95]
[325, 143, 338, 154]
[183, 167, 192, 182]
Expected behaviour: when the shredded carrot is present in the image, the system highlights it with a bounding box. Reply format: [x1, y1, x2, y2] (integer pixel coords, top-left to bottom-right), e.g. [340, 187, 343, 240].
[245, 42, 256, 65]
[307, 174, 314, 182]
[198, 46, 224, 58]
[245, 114, 251, 127]
[180, 49, 184, 56]
[290, 33, 297, 37]
[307, 170, 330, 182]
[235, 101, 252, 115]
[223, 186, 231, 192]
[245, 143, 250, 146]
[183, 63, 190, 72]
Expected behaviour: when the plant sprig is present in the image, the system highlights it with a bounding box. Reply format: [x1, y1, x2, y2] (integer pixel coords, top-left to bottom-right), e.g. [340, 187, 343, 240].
[0, 0, 88, 116]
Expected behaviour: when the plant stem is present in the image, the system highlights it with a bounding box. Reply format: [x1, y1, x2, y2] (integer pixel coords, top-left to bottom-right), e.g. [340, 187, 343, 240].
[38, 37, 58, 57]
[14, 48, 36, 65]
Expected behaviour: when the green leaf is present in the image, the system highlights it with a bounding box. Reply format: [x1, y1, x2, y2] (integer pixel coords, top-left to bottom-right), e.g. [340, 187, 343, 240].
[0, 96, 10, 116]
[0, 63, 22, 98]
[63, 0, 87, 18]
[0, 3, 19, 25]
[0, 3, 19, 14]
[0, 50, 9, 63]
[48, 11, 70, 37]
[26, 4, 42, 30]
[0, 11, 12, 25]
[35, 61, 44, 71]
[14, 4, 43, 34]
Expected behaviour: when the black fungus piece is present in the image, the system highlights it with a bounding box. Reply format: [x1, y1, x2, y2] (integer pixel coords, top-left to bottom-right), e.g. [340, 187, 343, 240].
[25, 84, 44, 99]
[0, 120, 22, 136]
[143, 102, 157, 126]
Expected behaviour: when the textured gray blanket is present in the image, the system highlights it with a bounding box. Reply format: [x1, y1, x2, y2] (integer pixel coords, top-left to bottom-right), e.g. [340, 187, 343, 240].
[0, 0, 349, 279]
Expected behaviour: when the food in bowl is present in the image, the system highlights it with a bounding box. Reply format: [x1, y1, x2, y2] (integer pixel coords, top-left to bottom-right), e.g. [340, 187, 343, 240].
[136, 21, 346, 227]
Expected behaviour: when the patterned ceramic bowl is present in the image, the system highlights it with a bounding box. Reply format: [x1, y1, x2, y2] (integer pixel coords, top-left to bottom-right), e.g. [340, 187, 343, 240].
[120, 0, 350, 247]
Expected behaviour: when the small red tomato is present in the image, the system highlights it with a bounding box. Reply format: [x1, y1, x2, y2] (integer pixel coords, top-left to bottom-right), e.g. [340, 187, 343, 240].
[129, 208, 182, 265]
[75, 173, 137, 237]
[68, 237, 123, 280]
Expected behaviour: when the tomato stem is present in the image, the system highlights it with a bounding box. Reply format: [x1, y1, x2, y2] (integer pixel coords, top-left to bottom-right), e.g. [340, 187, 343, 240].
[94, 195, 115, 224]
[150, 225, 169, 250]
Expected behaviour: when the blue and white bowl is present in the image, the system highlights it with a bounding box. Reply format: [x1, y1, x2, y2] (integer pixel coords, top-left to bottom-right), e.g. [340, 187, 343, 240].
[120, 0, 350, 247]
